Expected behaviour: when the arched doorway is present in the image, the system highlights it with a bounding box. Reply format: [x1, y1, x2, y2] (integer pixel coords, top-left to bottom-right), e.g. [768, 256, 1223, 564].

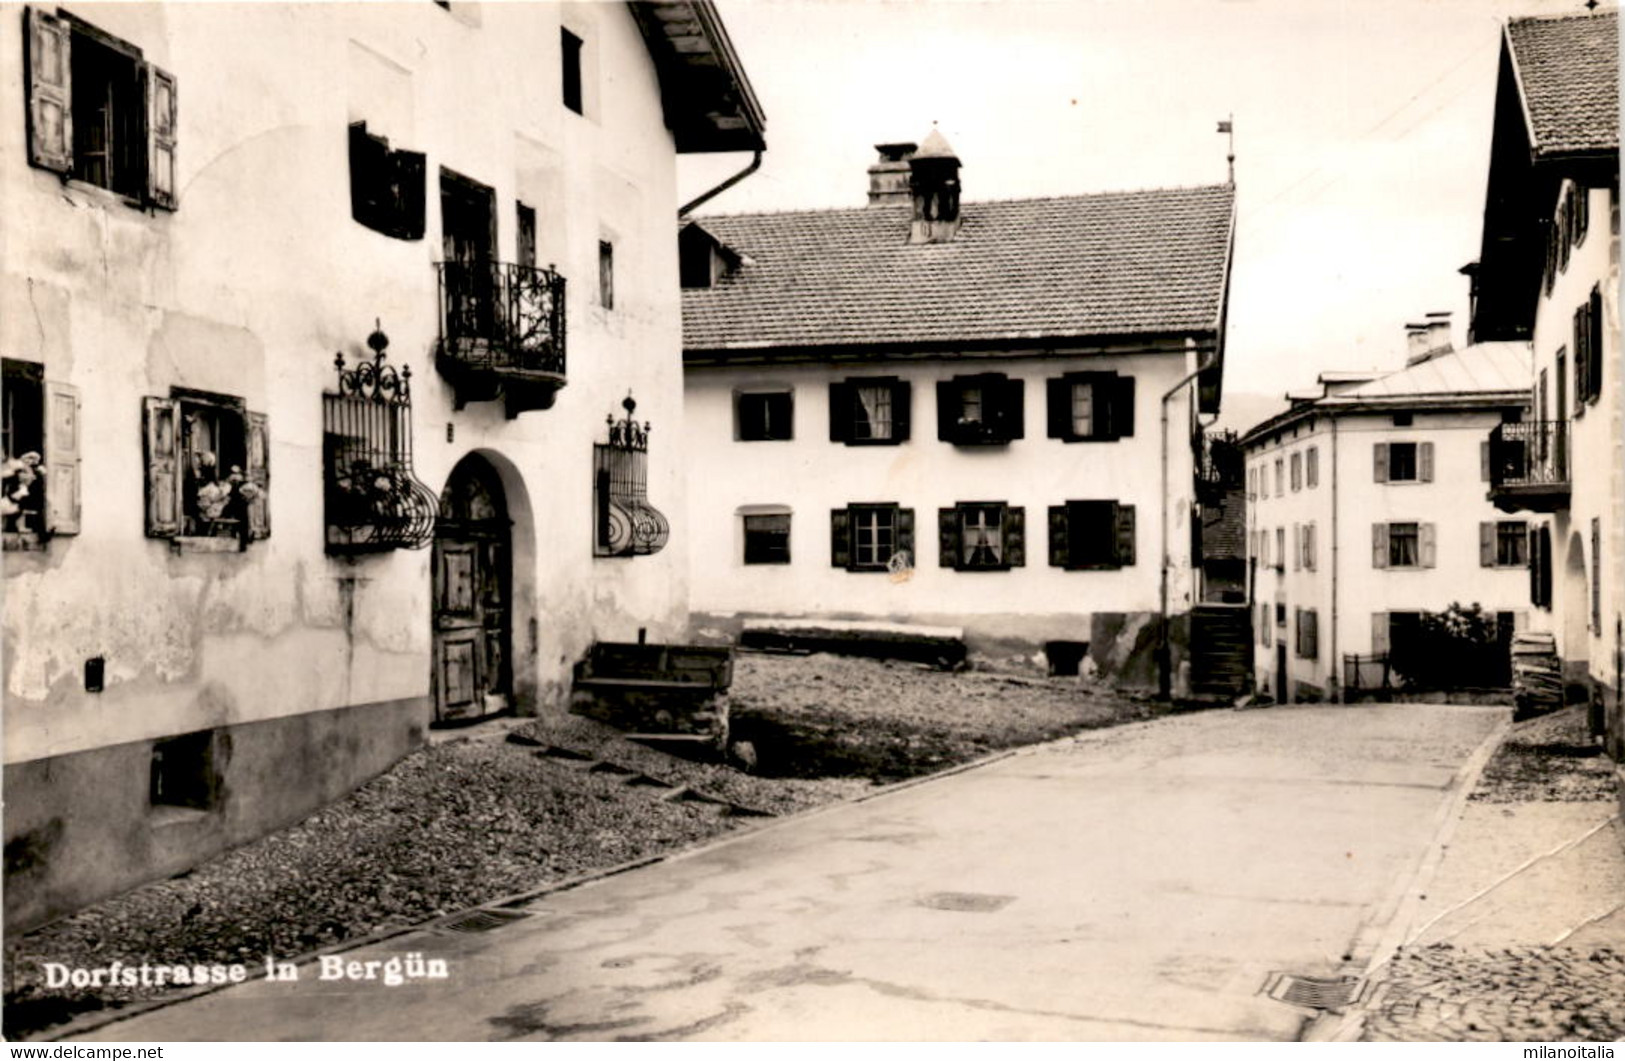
[1562, 529, 1590, 686]
[432, 455, 512, 723]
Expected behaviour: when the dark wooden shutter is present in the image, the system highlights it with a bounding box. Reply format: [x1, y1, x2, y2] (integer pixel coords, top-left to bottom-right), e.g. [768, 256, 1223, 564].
[245, 411, 270, 541]
[393, 149, 427, 240]
[895, 507, 915, 564]
[1538, 525, 1553, 607]
[1419, 442, 1434, 482]
[43, 380, 80, 535]
[1591, 517, 1601, 632]
[938, 507, 958, 568]
[1480, 522, 1494, 567]
[1419, 523, 1436, 568]
[1004, 506, 1025, 568]
[143, 396, 181, 538]
[1113, 504, 1136, 566]
[349, 122, 387, 229]
[936, 381, 958, 442]
[1373, 443, 1389, 482]
[1046, 378, 1070, 439]
[1587, 287, 1604, 402]
[25, 8, 72, 175]
[1000, 376, 1025, 439]
[829, 508, 851, 568]
[1481, 440, 1490, 481]
[828, 382, 852, 442]
[1110, 376, 1136, 438]
[890, 381, 911, 442]
[1048, 505, 1069, 568]
[1372, 523, 1388, 569]
[145, 64, 178, 210]
[1529, 527, 1542, 606]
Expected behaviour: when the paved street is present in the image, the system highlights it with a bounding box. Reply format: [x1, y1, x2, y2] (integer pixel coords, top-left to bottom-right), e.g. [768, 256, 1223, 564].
[72, 704, 1504, 1042]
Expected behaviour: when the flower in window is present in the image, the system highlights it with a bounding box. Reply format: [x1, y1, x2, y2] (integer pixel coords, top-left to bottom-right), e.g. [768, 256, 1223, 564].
[2, 452, 44, 530]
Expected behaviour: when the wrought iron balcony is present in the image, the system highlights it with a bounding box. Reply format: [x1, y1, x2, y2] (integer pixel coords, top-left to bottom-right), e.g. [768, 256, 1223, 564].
[1488, 420, 1570, 514]
[435, 261, 567, 418]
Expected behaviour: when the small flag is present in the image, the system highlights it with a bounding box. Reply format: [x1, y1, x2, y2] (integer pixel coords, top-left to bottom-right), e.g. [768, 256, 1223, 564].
[1216, 120, 1232, 134]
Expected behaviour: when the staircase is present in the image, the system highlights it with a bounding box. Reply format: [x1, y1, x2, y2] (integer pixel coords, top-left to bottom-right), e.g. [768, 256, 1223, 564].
[1190, 603, 1254, 699]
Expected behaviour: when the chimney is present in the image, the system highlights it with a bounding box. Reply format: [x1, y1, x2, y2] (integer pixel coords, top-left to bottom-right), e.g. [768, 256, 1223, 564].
[908, 127, 962, 244]
[1405, 324, 1430, 365]
[867, 142, 916, 205]
[1424, 311, 1453, 357]
[1405, 312, 1454, 366]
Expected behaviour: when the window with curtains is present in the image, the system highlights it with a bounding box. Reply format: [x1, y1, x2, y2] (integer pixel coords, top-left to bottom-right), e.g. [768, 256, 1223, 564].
[939, 502, 1025, 571]
[829, 378, 910, 445]
[830, 503, 914, 572]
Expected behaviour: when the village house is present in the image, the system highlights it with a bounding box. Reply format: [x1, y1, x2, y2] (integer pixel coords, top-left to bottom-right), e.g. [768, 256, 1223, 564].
[1240, 324, 1533, 703]
[1, 0, 764, 932]
[1468, 8, 1621, 771]
[680, 133, 1237, 689]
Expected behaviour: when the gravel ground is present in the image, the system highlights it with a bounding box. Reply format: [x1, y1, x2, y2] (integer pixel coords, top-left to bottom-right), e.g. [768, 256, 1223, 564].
[1469, 706, 1616, 804]
[4, 651, 1153, 1039]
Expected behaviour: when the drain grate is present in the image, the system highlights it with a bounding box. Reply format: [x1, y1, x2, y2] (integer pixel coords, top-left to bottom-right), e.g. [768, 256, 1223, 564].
[1267, 973, 1366, 1010]
[916, 891, 1016, 913]
[436, 907, 534, 934]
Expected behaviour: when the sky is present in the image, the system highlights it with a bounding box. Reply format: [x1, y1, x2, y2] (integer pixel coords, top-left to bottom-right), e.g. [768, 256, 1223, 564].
[677, 0, 1603, 428]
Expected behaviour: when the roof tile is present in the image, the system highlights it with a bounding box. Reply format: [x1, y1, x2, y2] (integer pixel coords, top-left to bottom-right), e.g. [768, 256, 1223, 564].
[1507, 10, 1618, 156]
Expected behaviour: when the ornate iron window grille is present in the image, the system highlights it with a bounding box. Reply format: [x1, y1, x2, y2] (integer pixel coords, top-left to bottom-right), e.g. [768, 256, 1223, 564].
[593, 393, 669, 558]
[324, 323, 439, 554]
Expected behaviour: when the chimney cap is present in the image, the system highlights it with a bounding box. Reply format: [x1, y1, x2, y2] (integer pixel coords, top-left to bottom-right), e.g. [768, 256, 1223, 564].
[913, 127, 960, 161]
[874, 142, 917, 162]
[1424, 310, 1452, 319]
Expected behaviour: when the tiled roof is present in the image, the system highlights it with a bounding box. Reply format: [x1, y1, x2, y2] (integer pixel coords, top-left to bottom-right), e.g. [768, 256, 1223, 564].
[1507, 10, 1619, 156]
[683, 184, 1235, 352]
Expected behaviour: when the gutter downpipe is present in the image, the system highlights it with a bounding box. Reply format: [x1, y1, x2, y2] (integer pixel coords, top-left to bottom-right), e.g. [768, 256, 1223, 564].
[1330, 416, 1341, 702]
[1160, 345, 1219, 700]
[678, 150, 763, 218]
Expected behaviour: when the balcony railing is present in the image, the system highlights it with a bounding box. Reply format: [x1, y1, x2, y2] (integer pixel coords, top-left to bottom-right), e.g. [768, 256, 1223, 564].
[435, 261, 567, 417]
[1488, 420, 1570, 513]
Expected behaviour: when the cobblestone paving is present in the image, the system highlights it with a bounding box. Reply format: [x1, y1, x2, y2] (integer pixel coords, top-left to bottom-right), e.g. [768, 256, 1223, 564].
[1364, 943, 1625, 1042]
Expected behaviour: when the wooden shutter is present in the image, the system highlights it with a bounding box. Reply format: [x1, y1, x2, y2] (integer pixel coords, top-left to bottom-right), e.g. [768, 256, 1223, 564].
[890, 381, 911, 442]
[896, 507, 915, 561]
[145, 64, 178, 210]
[828, 382, 852, 442]
[1479, 522, 1494, 567]
[1481, 440, 1490, 482]
[1046, 378, 1071, 439]
[43, 380, 80, 535]
[999, 377, 1025, 439]
[1587, 287, 1604, 402]
[1529, 527, 1542, 606]
[1109, 376, 1136, 438]
[1372, 523, 1388, 569]
[1419, 523, 1436, 568]
[1113, 504, 1136, 567]
[245, 411, 270, 541]
[1592, 517, 1601, 633]
[394, 149, 427, 240]
[1305, 611, 1318, 659]
[1292, 524, 1301, 571]
[938, 507, 958, 568]
[1371, 612, 1389, 655]
[349, 123, 387, 229]
[935, 381, 958, 442]
[1373, 443, 1389, 482]
[143, 396, 181, 538]
[1308, 523, 1317, 571]
[1048, 505, 1069, 568]
[25, 7, 72, 175]
[1003, 506, 1025, 568]
[1419, 442, 1434, 482]
[829, 508, 851, 568]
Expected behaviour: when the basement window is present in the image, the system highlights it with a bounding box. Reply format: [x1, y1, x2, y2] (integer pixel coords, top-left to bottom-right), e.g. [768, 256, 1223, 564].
[150, 730, 218, 813]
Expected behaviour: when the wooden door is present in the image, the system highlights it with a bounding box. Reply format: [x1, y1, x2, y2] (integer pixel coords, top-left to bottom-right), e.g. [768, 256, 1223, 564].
[432, 459, 511, 723]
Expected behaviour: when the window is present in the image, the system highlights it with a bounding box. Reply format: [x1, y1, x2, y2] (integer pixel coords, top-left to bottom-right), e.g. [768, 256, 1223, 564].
[1046, 373, 1134, 442]
[1291, 453, 1303, 491]
[598, 240, 614, 310]
[561, 28, 584, 114]
[1374, 441, 1433, 483]
[1299, 521, 1317, 571]
[143, 391, 270, 548]
[937, 374, 1023, 445]
[1481, 520, 1528, 568]
[1047, 500, 1135, 570]
[516, 202, 536, 269]
[1392, 412, 1413, 428]
[1306, 447, 1319, 488]
[742, 512, 790, 565]
[736, 391, 793, 441]
[831, 503, 913, 572]
[1260, 603, 1272, 646]
[3, 359, 79, 545]
[349, 122, 427, 240]
[1274, 459, 1283, 495]
[939, 502, 1025, 571]
[24, 9, 176, 210]
[1575, 286, 1604, 409]
[1295, 608, 1319, 660]
[829, 378, 910, 445]
[151, 730, 217, 812]
[1373, 521, 1435, 569]
[1274, 527, 1284, 572]
[1276, 602, 1287, 627]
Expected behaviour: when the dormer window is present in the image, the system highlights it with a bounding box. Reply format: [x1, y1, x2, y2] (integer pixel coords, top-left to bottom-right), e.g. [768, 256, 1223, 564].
[679, 223, 740, 289]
